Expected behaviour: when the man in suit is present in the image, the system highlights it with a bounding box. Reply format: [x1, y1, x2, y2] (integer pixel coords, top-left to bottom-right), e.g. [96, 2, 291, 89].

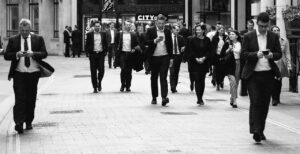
[63, 26, 71, 57]
[146, 14, 173, 106]
[169, 24, 186, 93]
[116, 20, 140, 92]
[241, 12, 282, 143]
[240, 19, 255, 96]
[106, 22, 118, 68]
[4, 18, 48, 134]
[71, 25, 82, 58]
[85, 21, 108, 93]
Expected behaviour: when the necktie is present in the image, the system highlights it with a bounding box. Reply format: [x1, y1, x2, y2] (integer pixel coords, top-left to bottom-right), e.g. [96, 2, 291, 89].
[24, 38, 30, 67]
[174, 35, 178, 54]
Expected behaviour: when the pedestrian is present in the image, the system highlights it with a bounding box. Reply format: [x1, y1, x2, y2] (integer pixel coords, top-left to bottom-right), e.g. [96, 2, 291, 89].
[169, 24, 186, 93]
[270, 25, 292, 106]
[146, 14, 173, 106]
[185, 24, 212, 105]
[63, 26, 71, 57]
[71, 25, 82, 58]
[211, 26, 227, 90]
[140, 24, 151, 75]
[4, 18, 48, 133]
[85, 21, 108, 93]
[116, 20, 140, 92]
[240, 19, 255, 96]
[222, 30, 242, 108]
[106, 22, 117, 69]
[241, 12, 282, 142]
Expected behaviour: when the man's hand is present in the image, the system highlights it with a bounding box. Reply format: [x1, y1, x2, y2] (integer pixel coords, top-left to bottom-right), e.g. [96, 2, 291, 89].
[264, 52, 273, 59]
[257, 51, 264, 59]
[16, 51, 26, 58]
[169, 59, 174, 68]
[181, 47, 185, 53]
[24, 50, 34, 58]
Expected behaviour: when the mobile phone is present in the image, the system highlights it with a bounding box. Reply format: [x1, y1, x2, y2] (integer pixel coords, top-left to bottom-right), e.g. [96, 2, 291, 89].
[22, 51, 27, 54]
[262, 50, 269, 55]
[159, 36, 164, 40]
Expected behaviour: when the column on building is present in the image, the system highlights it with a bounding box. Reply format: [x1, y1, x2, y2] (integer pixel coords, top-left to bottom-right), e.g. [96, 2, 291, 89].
[276, 0, 291, 39]
[237, 0, 246, 31]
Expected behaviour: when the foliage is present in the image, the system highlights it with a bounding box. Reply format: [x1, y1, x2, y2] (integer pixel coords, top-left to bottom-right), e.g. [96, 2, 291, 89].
[282, 5, 300, 22]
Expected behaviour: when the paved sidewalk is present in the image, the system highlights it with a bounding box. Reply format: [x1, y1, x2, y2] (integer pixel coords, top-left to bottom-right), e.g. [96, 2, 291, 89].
[1, 56, 300, 154]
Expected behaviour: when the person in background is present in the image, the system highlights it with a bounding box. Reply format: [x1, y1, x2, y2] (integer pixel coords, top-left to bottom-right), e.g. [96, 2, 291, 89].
[211, 26, 227, 90]
[116, 21, 140, 92]
[185, 24, 212, 105]
[85, 21, 108, 93]
[240, 19, 255, 96]
[4, 18, 48, 133]
[0, 35, 3, 53]
[206, 25, 217, 41]
[241, 12, 282, 142]
[222, 30, 242, 108]
[106, 22, 118, 69]
[146, 14, 173, 106]
[71, 25, 82, 58]
[270, 25, 292, 106]
[169, 24, 186, 93]
[63, 26, 71, 57]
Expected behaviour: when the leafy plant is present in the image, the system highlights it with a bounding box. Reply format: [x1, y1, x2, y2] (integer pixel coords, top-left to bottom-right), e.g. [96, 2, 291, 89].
[282, 5, 300, 22]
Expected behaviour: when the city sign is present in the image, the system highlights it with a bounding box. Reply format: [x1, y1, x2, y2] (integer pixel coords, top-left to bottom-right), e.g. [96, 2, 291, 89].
[137, 15, 158, 21]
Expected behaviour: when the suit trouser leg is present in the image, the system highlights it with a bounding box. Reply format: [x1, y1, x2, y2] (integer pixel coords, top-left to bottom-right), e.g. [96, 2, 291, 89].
[13, 72, 27, 125]
[97, 52, 105, 88]
[108, 45, 113, 67]
[120, 53, 127, 87]
[25, 72, 40, 124]
[65, 43, 70, 57]
[228, 75, 237, 100]
[193, 72, 206, 101]
[247, 71, 274, 134]
[150, 57, 162, 98]
[89, 53, 98, 89]
[169, 55, 181, 90]
[160, 56, 170, 98]
[272, 78, 282, 101]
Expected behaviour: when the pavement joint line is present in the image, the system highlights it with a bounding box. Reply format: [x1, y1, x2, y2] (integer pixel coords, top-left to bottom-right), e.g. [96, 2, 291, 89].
[7, 75, 54, 154]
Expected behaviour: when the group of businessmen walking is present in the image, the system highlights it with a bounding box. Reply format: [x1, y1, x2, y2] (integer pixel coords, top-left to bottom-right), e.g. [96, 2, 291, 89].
[4, 12, 284, 143]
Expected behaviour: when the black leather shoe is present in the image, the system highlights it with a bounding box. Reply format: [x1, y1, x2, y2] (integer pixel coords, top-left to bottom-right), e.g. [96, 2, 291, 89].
[240, 92, 248, 96]
[162, 97, 169, 106]
[220, 83, 224, 89]
[272, 100, 279, 106]
[15, 124, 23, 134]
[93, 88, 98, 93]
[98, 85, 102, 92]
[26, 123, 33, 130]
[151, 98, 157, 105]
[253, 133, 262, 142]
[232, 104, 238, 108]
[126, 88, 131, 92]
[261, 133, 266, 140]
[120, 86, 125, 92]
[197, 100, 204, 105]
[190, 84, 194, 91]
[171, 88, 177, 93]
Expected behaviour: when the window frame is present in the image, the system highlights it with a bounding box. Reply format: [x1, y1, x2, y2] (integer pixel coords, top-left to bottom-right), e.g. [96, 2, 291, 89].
[6, 0, 19, 37]
[54, 0, 59, 38]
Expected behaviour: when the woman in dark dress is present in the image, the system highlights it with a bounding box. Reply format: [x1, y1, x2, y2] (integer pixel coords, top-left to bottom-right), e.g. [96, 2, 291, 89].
[186, 24, 212, 105]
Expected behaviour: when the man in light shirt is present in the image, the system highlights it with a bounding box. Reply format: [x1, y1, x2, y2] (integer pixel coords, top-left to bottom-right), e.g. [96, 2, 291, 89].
[85, 21, 108, 93]
[106, 22, 117, 68]
[116, 21, 140, 92]
[241, 12, 282, 143]
[146, 14, 173, 106]
[4, 18, 48, 134]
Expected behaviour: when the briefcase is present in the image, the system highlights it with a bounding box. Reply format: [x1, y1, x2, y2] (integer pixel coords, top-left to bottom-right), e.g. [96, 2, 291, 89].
[39, 60, 55, 78]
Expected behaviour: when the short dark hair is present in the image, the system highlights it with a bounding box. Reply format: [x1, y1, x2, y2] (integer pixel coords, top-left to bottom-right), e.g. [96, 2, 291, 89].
[247, 19, 254, 25]
[257, 12, 270, 23]
[270, 25, 280, 31]
[94, 21, 101, 25]
[157, 14, 167, 21]
[211, 25, 216, 31]
[194, 24, 207, 35]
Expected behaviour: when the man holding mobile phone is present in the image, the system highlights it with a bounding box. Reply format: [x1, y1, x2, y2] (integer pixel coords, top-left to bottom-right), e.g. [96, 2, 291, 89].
[241, 12, 282, 143]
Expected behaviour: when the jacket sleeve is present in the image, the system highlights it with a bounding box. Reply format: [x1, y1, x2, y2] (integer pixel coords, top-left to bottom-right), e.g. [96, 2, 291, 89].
[4, 37, 18, 61]
[32, 36, 47, 60]
[241, 34, 259, 61]
[271, 34, 282, 61]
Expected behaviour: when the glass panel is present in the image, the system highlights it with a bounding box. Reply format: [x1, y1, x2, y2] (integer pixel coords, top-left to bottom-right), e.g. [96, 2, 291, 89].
[136, 0, 184, 4]
[30, 4, 39, 33]
[7, 4, 19, 37]
[29, 0, 39, 3]
[7, 0, 19, 4]
[54, 2, 59, 38]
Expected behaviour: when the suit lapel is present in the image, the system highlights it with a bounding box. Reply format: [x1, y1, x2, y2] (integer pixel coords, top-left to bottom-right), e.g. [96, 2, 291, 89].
[31, 34, 36, 51]
[16, 35, 21, 52]
[266, 31, 271, 51]
[252, 31, 259, 52]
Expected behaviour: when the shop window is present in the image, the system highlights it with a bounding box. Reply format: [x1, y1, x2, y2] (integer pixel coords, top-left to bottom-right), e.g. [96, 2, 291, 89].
[54, 0, 59, 38]
[136, 0, 184, 4]
[6, 0, 19, 37]
[29, 0, 39, 34]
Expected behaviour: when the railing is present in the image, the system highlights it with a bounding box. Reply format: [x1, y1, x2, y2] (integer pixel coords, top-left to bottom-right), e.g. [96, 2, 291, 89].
[287, 35, 300, 93]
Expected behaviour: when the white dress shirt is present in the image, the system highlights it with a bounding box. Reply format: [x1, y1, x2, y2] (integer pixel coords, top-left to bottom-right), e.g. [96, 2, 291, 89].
[232, 42, 241, 59]
[254, 29, 271, 71]
[122, 32, 131, 52]
[94, 32, 103, 52]
[216, 36, 224, 55]
[172, 34, 180, 55]
[110, 29, 115, 44]
[16, 34, 40, 73]
[153, 28, 168, 56]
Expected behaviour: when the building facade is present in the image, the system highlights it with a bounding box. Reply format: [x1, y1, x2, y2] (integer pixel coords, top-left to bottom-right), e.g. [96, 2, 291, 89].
[0, 0, 298, 55]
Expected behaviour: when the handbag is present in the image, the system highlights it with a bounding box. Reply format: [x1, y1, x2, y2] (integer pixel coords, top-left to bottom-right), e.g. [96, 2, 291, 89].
[39, 60, 55, 78]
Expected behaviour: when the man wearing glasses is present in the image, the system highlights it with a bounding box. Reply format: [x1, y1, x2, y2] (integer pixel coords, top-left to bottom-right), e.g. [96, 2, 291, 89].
[241, 12, 282, 143]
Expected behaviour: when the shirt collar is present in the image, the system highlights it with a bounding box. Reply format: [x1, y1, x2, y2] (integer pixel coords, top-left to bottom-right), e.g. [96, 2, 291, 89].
[256, 29, 267, 37]
[157, 27, 164, 32]
[22, 34, 31, 39]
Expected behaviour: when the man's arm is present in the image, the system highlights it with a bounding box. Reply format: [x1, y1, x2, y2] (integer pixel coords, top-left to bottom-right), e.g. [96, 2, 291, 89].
[32, 36, 47, 60]
[271, 34, 282, 61]
[241, 34, 259, 61]
[4, 37, 18, 61]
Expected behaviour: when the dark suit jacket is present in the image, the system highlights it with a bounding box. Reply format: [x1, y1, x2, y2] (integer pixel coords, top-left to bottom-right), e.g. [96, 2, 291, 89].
[172, 35, 186, 58]
[85, 31, 108, 54]
[145, 27, 173, 58]
[241, 30, 282, 79]
[63, 30, 71, 44]
[116, 32, 139, 52]
[71, 29, 82, 49]
[4, 34, 48, 80]
[106, 29, 118, 46]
